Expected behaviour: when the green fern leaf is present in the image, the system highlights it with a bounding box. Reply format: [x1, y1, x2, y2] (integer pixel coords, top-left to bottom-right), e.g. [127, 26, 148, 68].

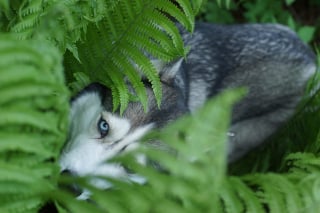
[228, 177, 265, 213]
[109, 84, 121, 112]
[112, 52, 148, 110]
[245, 174, 286, 212]
[0, 0, 9, 12]
[190, 0, 205, 14]
[63, 0, 197, 111]
[0, 133, 52, 156]
[155, 0, 193, 32]
[127, 23, 178, 60]
[0, 34, 68, 212]
[107, 62, 130, 114]
[244, 173, 304, 213]
[295, 173, 320, 212]
[120, 46, 161, 107]
[10, 0, 42, 39]
[68, 72, 91, 95]
[220, 180, 245, 213]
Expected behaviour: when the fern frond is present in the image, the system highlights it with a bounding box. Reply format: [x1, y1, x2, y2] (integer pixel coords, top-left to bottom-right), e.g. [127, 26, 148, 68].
[220, 179, 245, 213]
[245, 174, 304, 213]
[285, 153, 320, 174]
[0, 134, 52, 156]
[155, 0, 193, 32]
[5, 0, 198, 112]
[0, 0, 9, 12]
[107, 62, 130, 114]
[0, 34, 68, 212]
[10, 0, 42, 39]
[294, 173, 320, 212]
[63, 0, 200, 112]
[227, 177, 265, 213]
[225, 151, 320, 213]
[112, 51, 148, 110]
[216, 0, 233, 9]
[190, 0, 205, 14]
[110, 84, 121, 112]
[127, 23, 178, 60]
[68, 72, 91, 95]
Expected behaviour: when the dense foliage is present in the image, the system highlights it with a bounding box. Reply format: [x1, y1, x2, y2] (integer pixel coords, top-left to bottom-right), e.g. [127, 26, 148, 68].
[0, 0, 319, 212]
[198, 0, 320, 44]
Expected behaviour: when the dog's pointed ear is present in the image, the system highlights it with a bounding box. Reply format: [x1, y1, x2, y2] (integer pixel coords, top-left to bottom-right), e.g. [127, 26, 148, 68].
[151, 59, 183, 84]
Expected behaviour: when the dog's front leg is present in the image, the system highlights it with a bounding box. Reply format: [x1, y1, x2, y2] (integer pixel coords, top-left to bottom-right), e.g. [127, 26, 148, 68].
[227, 106, 296, 162]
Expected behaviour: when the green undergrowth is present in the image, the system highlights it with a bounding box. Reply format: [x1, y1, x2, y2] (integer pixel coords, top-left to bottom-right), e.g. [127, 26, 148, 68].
[0, 0, 320, 212]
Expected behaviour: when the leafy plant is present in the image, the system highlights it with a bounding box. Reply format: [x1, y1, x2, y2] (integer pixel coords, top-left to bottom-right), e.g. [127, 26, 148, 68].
[1, 0, 320, 212]
[198, 0, 320, 44]
[0, 0, 203, 212]
[0, 34, 69, 212]
[1, 0, 201, 113]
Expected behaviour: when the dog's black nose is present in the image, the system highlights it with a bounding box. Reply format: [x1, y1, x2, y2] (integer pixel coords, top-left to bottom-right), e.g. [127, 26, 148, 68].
[61, 169, 73, 176]
[60, 169, 83, 197]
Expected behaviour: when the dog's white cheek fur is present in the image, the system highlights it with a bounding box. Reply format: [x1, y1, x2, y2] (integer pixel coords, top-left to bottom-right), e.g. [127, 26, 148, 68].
[60, 133, 140, 180]
[59, 136, 118, 177]
[59, 136, 128, 200]
[59, 124, 153, 199]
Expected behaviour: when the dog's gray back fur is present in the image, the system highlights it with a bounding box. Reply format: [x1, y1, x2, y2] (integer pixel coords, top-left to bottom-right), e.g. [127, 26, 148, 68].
[63, 23, 317, 170]
[107, 23, 316, 161]
[176, 23, 316, 161]
[181, 23, 315, 112]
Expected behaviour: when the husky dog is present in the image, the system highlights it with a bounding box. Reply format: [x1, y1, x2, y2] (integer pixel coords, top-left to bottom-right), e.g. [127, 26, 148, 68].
[59, 23, 316, 195]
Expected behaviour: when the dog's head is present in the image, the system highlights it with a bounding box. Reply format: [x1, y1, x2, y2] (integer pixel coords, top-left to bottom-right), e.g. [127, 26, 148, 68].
[59, 59, 188, 197]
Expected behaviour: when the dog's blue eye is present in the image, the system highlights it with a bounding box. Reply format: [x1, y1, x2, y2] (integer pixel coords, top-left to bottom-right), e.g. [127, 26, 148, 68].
[98, 117, 109, 138]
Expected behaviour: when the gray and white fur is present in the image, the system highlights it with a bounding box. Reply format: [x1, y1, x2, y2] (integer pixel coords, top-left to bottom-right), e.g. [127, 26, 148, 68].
[180, 23, 316, 161]
[59, 23, 317, 196]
